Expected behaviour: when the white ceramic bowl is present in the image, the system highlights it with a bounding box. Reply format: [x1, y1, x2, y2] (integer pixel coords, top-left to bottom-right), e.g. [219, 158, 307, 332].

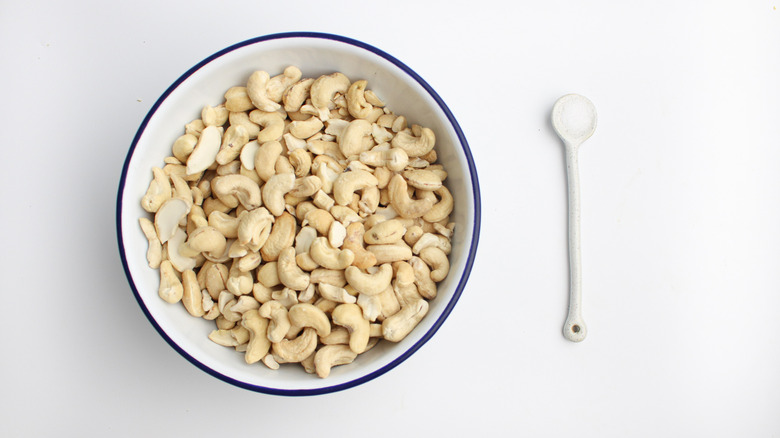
[117, 32, 481, 395]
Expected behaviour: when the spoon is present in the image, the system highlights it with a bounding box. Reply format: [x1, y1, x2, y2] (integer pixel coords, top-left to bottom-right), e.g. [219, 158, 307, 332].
[551, 94, 597, 342]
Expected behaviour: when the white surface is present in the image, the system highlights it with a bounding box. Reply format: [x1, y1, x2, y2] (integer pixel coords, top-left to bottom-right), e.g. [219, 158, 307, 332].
[2, 0, 779, 436]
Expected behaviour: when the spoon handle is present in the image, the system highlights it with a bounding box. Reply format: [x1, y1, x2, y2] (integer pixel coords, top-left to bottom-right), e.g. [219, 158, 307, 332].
[564, 142, 587, 342]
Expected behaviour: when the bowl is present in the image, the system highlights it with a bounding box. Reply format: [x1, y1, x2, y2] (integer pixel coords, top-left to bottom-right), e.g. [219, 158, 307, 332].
[116, 32, 481, 395]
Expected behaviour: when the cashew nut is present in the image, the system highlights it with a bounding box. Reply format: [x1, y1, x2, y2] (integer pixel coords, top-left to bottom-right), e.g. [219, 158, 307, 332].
[410, 256, 437, 299]
[423, 185, 454, 224]
[271, 327, 317, 363]
[179, 226, 227, 259]
[172, 134, 198, 164]
[215, 125, 250, 165]
[186, 125, 222, 175]
[332, 303, 370, 354]
[346, 79, 372, 119]
[211, 174, 262, 210]
[419, 246, 450, 282]
[382, 298, 429, 342]
[317, 283, 356, 304]
[314, 344, 357, 378]
[141, 167, 171, 213]
[166, 228, 197, 272]
[342, 222, 377, 269]
[249, 110, 285, 143]
[309, 237, 355, 270]
[338, 119, 374, 157]
[241, 309, 271, 364]
[260, 211, 296, 262]
[365, 219, 406, 245]
[367, 242, 413, 264]
[277, 247, 310, 291]
[288, 175, 322, 198]
[402, 169, 443, 191]
[267, 66, 302, 102]
[310, 72, 350, 110]
[333, 169, 378, 206]
[412, 232, 452, 255]
[288, 148, 312, 177]
[283, 77, 314, 112]
[254, 140, 283, 182]
[154, 197, 190, 244]
[158, 260, 183, 304]
[388, 174, 434, 219]
[288, 303, 331, 337]
[290, 116, 324, 139]
[262, 173, 295, 217]
[246, 71, 281, 112]
[345, 263, 393, 296]
[139, 217, 162, 268]
[258, 300, 291, 343]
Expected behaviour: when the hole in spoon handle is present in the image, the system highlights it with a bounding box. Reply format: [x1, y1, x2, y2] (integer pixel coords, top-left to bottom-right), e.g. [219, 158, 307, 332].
[564, 317, 587, 342]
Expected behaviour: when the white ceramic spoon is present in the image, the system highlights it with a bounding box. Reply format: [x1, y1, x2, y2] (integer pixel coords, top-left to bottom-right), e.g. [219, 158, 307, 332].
[551, 94, 597, 342]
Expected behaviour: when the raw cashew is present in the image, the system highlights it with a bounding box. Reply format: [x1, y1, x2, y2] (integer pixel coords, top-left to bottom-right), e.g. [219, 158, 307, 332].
[290, 116, 324, 139]
[346, 79, 372, 119]
[402, 169, 443, 191]
[309, 237, 355, 270]
[277, 247, 310, 291]
[345, 264, 393, 296]
[179, 226, 227, 259]
[211, 174, 262, 210]
[215, 125, 250, 165]
[246, 71, 281, 112]
[314, 344, 357, 378]
[272, 327, 317, 363]
[208, 211, 240, 239]
[249, 110, 285, 142]
[224, 86, 255, 112]
[289, 175, 322, 198]
[158, 260, 183, 304]
[166, 228, 197, 272]
[181, 269, 204, 317]
[258, 300, 291, 343]
[365, 219, 406, 245]
[317, 283, 356, 304]
[141, 167, 171, 213]
[139, 217, 162, 268]
[266, 66, 302, 102]
[237, 207, 274, 251]
[423, 185, 454, 223]
[283, 78, 314, 112]
[260, 211, 296, 262]
[338, 119, 374, 157]
[262, 173, 295, 216]
[359, 148, 408, 172]
[288, 148, 312, 177]
[342, 222, 377, 269]
[410, 256, 437, 299]
[310, 268, 347, 288]
[254, 140, 283, 182]
[288, 303, 331, 337]
[388, 174, 434, 219]
[310, 72, 350, 110]
[367, 242, 413, 264]
[172, 134, 198, 164]
[382, 299, 429, 342]
[412, 232, 452, 255]
[154, 197, 191, 244]
[420, 246, 450, 282]
[332, 303, 370, 354]
[391, 126, 435, 158]
[333, 170, 378, 206]
[186, 125, 222, 175]
[241, 309, 271, 364]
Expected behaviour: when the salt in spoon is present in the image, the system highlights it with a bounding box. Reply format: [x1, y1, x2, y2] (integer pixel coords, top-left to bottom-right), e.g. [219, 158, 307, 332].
[551, 94, 597, 342]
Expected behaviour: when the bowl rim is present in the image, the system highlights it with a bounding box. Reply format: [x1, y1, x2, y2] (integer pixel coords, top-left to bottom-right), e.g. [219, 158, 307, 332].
[115, 31, 481, 396]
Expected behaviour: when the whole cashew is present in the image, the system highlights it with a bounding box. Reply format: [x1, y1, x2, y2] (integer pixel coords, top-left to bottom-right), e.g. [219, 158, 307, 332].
[410, 256, 437, 299]
[288, 175, 323, 198]
[390, 126, 435, 158]
[290, 116, 324, 139]
[387, 174, 434, 219]
[283, 78, 314, 112]
[277, 247, 310, 291]
[181, 269, 205, 317]
[262, 173, 295, 217]
[338, 119, 374, 157]
[215, 125, 250, 165]
[249, 110, 285, 143]
[237, 207, 274, 251]
[310, 72, 350, 110]
[342, 222, 377, 269]
[365, 219, 406, 245]
[258, 300, 291, 343]
[314, 344, 357, 378]
[172, 134, 198, 164]
[260, 212, 296, 262]
[333, 170, 378, 206]
[246, 71, 281, 112]
[224, 86, 255, 112]
[332, 303, 371, 354]
[211, 174, 262, 210]
[422, 185, 454, 224]
[382, 299, 429, 342]
[254, 140, 283, 182]
[345, 263, 393, 296]
[241, 309, 271, 364]
[207, 211, 240, 239]
[402, 169, 443, 191]
[179, 226, 227, 259]
[419, 246, 450, 282]
[288, 303, 331, 337]
[317, 283, 356, 304]
[309, 237, 355, 270]
[346, 80, 372, 119]
[266, 66, 302, 102]
[271, 327, 318, 363]
[366, 242, 413, 264]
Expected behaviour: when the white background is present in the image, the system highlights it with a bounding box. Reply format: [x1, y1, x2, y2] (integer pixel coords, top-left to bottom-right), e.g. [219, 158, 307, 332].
[2, 1, 779, 436]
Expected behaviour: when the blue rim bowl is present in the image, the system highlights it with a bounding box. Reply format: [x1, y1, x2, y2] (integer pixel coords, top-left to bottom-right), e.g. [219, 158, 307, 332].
[116, 32, 480, 396]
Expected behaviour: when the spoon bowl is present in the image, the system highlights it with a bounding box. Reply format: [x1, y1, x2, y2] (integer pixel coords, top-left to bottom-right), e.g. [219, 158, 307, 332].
[552, 94, 597, 148]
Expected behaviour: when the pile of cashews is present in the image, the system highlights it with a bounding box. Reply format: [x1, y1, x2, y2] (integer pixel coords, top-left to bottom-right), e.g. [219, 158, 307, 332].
[139, 66, 455, 378]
